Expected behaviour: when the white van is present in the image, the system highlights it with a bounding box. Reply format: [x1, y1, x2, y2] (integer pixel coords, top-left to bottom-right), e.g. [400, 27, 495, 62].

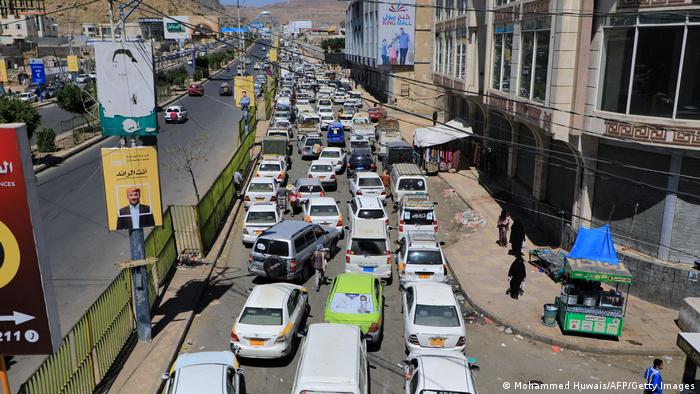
[344, 218, 392, 280]
[292, 323, 368, 394]
[390, 163, 428, 204]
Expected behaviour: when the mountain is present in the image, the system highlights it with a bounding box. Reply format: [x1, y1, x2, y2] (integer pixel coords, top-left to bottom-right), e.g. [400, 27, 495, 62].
[45, 0, 224, 29]
[225, 0, 344, 27]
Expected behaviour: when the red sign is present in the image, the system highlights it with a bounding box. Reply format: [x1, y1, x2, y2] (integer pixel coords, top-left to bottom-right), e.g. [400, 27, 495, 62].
[0, 125, 60, 355]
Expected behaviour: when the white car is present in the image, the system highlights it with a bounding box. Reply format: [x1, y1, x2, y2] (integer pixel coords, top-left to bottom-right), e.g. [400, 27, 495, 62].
[244, 177, 278, 209]
[339, 114, 354, 130]
[230, 284, 309, 359]
[18, 92, 38, 103]
[256, 159, 287, 184]
[317, 107, 334, 117]
[344, 218, 392, 280]
[164, 105, 188, 123]
[307, 160, 337, 190]
[318, 147, 346, 173]
[332, 92, 347, 104]
[302, 197, 343, 232]
[241, 203, 282, 245]
[402, 349, 479, 394]
[347, 196, 388, 224]
[317, 98, 333, 112]
[320, 114, 336, 130]
[162, 351, 243, 394]
[75, 74, 90, 84]
[349, 172, 386, 201]
[396, 231, 447, 287]
[402, 282, 466, 353]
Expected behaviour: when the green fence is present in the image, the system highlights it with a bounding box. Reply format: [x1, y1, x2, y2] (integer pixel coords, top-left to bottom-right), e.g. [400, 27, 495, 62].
[19, 117, 260, 394]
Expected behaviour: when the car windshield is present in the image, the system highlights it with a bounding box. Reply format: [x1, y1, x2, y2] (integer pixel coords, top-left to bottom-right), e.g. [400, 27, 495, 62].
[353, 118, 369, 124]
[403, 209, 435, 225]
[351, 239, 387, 255]
[254, 238, 289, 256]
[329, 293, 375, 314]
[305, 138, 323, 146]
[248, 183, 274, 193]
[168, 108, 179, 113]
[321, 151, 340, 159]
[310, 205, 338, 216]
[311, 164, 333, 173]
[239, 307, 283, 326]
[414, 305, 460, 327]
[398, 178, 427, 191]
[268, 132, 287, 138]
[351, 141, 370, 149]
[350, 155, 373, 164]
[259, 163, 281, 172]
[246, 211, 277, 224]
[297, 185, 323, 193]
[358, 209, 385, 219]
[358, 177, 382, 187]
[407, 250, 442, 265]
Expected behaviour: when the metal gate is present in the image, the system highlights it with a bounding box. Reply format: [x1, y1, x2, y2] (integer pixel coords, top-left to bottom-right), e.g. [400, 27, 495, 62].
[170, 205, 203, 255]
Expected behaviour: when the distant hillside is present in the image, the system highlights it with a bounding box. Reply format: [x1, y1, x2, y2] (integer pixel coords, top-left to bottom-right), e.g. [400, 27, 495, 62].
[226, 0, 344, 27]
[46, 0, 224, 33]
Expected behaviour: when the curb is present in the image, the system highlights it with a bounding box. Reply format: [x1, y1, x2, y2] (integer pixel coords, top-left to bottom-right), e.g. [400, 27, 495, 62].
[33, 53, 246, 175]
[439, 174, 683, 357]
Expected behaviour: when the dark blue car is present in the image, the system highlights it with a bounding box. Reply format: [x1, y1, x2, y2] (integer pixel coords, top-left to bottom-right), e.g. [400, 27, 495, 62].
[327, 122, 345, 147]
[347, 153, 376, 177]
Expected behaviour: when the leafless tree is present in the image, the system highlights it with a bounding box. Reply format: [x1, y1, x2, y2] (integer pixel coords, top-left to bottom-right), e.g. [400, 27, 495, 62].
[166, 134, 208, 202]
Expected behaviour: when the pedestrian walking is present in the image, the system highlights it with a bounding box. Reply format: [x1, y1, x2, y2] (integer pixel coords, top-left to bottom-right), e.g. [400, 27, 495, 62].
[233, 170, 244, 198]
[506, 256, 526, 300]
[432, 111, 438, 126]
[380, 169, 391, 199]
[497, 209, 511, 247]
[509, 218, 525, 256]
[313, 244, 329, 292]
[643, 359, 664, 394]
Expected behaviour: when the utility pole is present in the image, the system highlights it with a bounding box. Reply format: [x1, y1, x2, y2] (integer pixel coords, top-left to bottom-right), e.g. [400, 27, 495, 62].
[108, 0, 116, 42]
[237, 0, 242, 52]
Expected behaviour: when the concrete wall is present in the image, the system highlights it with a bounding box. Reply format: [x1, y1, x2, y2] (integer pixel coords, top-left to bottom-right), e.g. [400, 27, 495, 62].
[679, 298, 700, 332]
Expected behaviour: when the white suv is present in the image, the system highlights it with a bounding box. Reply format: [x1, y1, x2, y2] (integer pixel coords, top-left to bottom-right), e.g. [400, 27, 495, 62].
[344, 218, 392, 281]
[396, 231, 447, 288]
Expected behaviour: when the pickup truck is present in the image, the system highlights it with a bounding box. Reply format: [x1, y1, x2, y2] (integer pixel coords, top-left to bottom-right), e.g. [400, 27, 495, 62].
[351, 113, 375, 142]
[375, 118, 401, 160]
[297, 120, 321, 137]
[262, 136, 290, 165]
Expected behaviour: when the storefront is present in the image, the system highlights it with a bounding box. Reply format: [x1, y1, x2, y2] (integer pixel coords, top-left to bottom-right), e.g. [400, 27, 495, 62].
[677, 333, 700, 390]
[412, 119, 472, 173]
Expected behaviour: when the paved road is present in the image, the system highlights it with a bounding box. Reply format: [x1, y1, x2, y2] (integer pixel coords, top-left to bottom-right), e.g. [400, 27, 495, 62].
[184, 115, 680, 393]
[7, 39, 271, 391]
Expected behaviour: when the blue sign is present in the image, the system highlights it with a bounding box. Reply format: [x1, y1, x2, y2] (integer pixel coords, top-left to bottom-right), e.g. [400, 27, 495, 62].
[29, 59, 45, 85]
[221, 27, 248, 33]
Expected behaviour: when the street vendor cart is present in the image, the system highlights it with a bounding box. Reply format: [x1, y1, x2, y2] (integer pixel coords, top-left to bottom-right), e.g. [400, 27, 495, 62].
[554, 225, 632, 337]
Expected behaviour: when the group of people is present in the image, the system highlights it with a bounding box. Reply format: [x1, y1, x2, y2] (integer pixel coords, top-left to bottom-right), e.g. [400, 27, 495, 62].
[379, 28, 411, 66]
[497, 209, 527, 300]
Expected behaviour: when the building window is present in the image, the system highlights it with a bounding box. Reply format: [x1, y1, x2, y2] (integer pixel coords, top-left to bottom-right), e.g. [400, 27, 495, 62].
[436, 0, 444, 21]
[495, 0, 513, 5]
[446, 0, 454, 19]
[435, 34, 444, 73]
[458, 0, 467, 15]
[519, 18, 551, 102]
[446, 33, 454, 76]
[599, 14, 700, 120]
[457, 28, 467, 80]
[492, 24, 513, 92]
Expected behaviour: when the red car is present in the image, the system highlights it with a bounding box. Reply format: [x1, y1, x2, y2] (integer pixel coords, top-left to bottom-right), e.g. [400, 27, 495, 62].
[368, 106, 387, 122]
[187, 83, 204, 96]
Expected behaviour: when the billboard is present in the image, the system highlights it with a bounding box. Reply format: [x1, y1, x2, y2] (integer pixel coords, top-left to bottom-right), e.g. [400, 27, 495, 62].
[29, 58, 45, 84]
[0, 124, 61, 354]
[377, 0, 416, 66]
[94, 41, 157, 137]
[101, 147, 163, 231]
[67, 55, 79, 72]
[163, 16, 190, 39]
[234, 76, 256, 108]
[0, 59, 7, 83]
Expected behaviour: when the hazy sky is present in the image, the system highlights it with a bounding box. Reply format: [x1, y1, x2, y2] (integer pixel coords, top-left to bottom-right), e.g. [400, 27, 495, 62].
[221, 0, 287, 5]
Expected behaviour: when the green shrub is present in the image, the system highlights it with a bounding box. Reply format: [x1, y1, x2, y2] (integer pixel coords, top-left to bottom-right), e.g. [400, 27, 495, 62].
[37, 127, 57, 152]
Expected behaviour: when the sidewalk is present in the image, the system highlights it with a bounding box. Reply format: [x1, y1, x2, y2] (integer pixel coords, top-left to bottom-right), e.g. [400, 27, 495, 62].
[365, 92, 682, 356]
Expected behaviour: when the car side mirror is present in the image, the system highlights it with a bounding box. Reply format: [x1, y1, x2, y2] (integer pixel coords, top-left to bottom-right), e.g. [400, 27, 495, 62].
[344, 226, 350, 231]
[236, 368, 246, 375]
[387, 226, 394, 231]
[161, 373, 170, 381]
[469, 364, 480, 372]
[439, 241, 446, 246]
[433, 202, 438, 205]
[297, 328, 308, 338]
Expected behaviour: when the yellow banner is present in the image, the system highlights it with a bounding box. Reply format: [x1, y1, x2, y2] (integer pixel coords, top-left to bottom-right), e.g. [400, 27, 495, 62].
[234, 76, 256, 108]
[101, 147, 163, 231]
[67, 55, 79, 72]
[0, 60, 7, 83]
[269, 47, 278, 62]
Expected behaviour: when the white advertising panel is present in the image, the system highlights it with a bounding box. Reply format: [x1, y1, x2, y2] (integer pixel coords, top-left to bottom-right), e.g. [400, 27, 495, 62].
[377, 1, 416, 66]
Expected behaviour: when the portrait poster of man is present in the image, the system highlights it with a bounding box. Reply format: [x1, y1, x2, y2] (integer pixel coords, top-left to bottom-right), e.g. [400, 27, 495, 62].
[234, 76, 256, 108]
[101, 147, 163, 231]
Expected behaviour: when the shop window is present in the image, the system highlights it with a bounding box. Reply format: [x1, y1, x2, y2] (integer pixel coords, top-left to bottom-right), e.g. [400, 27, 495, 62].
[492, 24, 513, 92]
[519, 18, 551, 102]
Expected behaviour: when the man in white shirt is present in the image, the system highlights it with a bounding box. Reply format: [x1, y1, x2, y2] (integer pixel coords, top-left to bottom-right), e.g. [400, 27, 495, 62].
[116, 187, 155, 230]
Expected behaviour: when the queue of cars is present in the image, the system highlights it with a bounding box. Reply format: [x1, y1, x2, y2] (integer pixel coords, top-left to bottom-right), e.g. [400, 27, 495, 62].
[169, 49, 478, 394]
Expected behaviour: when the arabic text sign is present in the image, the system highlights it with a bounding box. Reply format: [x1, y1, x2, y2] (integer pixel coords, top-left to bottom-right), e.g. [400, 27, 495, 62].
[234, 76, 256, 108]
[29, 58, 46, 84]
[0, 59, 7, 83]
[101, 147, 163, 231]
[0, 125, 61, 354]
[377, 0, 416, 66]
[94, 41, 158, 136]
[67, 55, 79, 72]
[163, 16, 190, 39]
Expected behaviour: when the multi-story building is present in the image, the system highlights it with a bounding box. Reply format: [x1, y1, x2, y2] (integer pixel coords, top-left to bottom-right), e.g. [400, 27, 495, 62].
[432, 0, 700, 306]
[345, 0, 443, 112]
[0, 13, 57, 44]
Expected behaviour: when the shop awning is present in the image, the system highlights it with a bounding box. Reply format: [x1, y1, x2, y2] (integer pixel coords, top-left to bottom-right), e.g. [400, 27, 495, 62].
[567, 225, 619, 264]
[412, 119, 473, 148]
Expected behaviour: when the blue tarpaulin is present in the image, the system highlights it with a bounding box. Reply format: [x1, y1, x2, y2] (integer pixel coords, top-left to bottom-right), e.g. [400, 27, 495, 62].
[566, 225, 619, 264]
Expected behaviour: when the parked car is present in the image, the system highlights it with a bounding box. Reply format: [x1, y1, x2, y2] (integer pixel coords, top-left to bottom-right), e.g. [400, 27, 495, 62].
[324, 273, 384, 346]
[248, 221, 341, 281]
[402, 349, 479, 394]
[302, 197, 343, 233]
[368, 106, 387, 122]
[17, 92, 38, 103]
[402, 282, 466, 353]
[244, 177, 278, 209]
[162, 351, 244, 394]
[187, 83, 204, 96]
[164, 105, 188, 123]
[349, 172, 386, 201]
[241, 203, 282, 245]
[229, 283, 308, 359]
